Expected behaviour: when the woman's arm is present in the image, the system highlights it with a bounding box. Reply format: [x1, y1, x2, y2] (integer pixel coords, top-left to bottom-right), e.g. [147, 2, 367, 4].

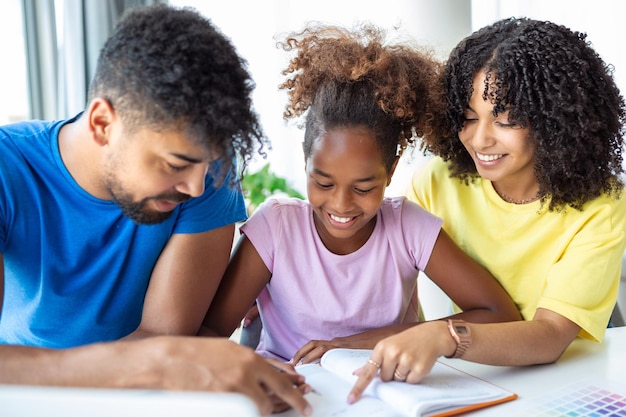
[347, 308, 580, 403]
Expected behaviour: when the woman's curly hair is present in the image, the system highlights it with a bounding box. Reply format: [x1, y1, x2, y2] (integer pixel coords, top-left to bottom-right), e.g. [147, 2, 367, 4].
[425, 17, 625, 211]
[278, 23, 445, 174]
[88, 4, 267, 184]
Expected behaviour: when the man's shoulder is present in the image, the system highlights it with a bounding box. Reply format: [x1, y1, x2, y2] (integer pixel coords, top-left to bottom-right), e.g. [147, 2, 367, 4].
[0, 119, 60, 139]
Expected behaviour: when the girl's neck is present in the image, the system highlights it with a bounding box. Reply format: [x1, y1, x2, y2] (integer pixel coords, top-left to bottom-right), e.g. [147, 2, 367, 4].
[314, 215, 377, 255]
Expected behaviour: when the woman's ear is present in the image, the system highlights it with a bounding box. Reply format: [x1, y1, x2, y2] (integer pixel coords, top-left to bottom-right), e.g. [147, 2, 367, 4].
[87, 98, 116, 147]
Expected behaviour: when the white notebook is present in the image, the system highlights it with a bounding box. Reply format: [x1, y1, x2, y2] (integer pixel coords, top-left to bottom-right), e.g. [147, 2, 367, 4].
[0, 384, 260, 417]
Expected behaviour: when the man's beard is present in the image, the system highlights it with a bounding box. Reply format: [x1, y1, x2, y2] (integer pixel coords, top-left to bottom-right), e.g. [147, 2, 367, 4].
[105, 178, 191, 225]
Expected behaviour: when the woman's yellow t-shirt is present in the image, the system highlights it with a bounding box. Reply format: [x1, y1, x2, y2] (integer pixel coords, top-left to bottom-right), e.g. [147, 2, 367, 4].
[407, 157, 626, 342]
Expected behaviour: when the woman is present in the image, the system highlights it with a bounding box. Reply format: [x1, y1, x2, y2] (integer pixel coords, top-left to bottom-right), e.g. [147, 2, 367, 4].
[348, 16, 626, 404]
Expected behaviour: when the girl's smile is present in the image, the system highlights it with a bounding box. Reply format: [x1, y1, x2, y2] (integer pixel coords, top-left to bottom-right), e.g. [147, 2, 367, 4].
[306, 127, 392, 255]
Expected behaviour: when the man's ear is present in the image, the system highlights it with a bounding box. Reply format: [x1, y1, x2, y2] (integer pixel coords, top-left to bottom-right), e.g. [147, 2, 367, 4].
[386, 157, 400, 186]
[87, 98, 116, 147]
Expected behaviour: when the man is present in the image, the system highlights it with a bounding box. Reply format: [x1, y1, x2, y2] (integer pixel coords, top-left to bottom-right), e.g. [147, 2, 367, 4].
[0, 4, 310, 416]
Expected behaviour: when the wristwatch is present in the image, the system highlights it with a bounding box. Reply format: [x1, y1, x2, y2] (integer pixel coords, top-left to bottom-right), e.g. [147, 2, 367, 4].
[445, 319, 471, 359]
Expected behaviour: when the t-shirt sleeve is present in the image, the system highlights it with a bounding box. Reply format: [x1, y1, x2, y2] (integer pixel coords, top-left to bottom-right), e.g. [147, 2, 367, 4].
[405, 157, 441, 213]
[173, 167, 247, 234]
[537, 195, 626, 341]
[239, 199, 281, 272]
[399, 198, 443, 271]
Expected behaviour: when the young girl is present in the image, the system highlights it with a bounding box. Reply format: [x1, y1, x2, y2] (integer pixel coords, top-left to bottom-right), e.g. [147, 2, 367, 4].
[349, 17, 626, 403]
[202, 24, 520, 364]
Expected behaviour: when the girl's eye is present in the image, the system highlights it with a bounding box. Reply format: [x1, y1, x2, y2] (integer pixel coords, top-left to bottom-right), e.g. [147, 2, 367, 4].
[315, 181, 332, 189]
[354, 187, 374, 194]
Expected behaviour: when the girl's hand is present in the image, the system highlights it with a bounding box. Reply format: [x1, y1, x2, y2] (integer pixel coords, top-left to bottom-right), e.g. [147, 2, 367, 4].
[241, 304, 260, 328]
[291, 339, 344, 365]
[292, 324, 416, 365]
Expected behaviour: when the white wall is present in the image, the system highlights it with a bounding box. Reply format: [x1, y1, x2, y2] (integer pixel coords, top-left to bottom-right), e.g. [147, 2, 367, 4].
[171, 0, 472, 196]
[472, 0, 626, 94]
[0, 0, 28, 124]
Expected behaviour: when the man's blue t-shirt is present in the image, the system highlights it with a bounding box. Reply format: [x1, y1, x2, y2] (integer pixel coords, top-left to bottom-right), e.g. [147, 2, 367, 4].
[0, 116, 246, 348]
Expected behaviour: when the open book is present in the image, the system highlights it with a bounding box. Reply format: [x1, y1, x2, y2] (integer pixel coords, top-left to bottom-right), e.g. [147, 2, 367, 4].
[280, 348, 517, 417]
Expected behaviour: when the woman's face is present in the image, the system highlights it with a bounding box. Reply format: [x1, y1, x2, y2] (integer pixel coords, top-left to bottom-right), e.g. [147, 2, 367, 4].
[305, 126, 393, 254]
[458, 72, 536, 190]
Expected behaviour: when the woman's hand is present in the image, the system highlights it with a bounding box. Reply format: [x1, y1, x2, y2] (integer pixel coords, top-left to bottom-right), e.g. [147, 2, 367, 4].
[347, 321, 455, 404]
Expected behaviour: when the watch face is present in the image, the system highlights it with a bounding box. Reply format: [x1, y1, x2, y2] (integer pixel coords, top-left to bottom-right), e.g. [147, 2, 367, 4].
[455, 325, 468, 334]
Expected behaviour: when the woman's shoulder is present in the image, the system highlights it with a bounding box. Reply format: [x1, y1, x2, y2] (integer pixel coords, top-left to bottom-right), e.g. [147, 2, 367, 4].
[411, 157, 463, 188]
[581, 189, 626, 222]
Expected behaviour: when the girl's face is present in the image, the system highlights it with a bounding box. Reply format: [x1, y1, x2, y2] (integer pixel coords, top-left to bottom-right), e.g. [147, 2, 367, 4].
[459, 72, 536, 191]
[305, 127, 393, 255]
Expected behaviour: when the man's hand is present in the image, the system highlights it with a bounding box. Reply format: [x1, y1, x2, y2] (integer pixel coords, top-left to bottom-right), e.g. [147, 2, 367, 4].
[109, 337, 313, 416]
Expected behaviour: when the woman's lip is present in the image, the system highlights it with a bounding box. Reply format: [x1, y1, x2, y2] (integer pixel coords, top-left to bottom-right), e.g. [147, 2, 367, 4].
[474, 151, 506, 166]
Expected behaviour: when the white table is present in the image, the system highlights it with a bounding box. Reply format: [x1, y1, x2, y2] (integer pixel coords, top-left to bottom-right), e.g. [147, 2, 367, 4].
[438, 326, 626, 415]
[2, 328, 624, 416]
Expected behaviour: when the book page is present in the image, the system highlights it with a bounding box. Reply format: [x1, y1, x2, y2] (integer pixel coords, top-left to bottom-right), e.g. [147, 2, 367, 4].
[320, 348, 516, 417]
[277, 364, 404, 417]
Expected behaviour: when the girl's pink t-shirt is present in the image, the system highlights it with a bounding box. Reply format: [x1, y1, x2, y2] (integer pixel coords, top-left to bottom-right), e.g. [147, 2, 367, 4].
[240, 196, 443, 361]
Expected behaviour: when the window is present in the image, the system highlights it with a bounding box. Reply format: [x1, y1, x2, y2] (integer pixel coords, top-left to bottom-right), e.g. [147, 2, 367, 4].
[0, 0, 29, 124]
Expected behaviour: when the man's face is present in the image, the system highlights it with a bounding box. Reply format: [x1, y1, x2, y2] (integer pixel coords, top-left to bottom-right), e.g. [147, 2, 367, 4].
[102, 125, 212, 224]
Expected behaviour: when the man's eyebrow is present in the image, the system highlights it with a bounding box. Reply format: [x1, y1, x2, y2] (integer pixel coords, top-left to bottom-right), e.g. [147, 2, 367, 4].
[312, 168, 376, 182]
[170, 153, 204, 164]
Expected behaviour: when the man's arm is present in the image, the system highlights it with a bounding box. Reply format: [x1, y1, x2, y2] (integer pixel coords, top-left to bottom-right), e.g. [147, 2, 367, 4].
[0, 335, 311, 416]
[0, 253, 4, 316]
[124, 224, 236, 339]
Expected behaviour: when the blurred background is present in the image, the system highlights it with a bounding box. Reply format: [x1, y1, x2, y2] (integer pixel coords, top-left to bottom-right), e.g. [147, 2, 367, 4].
[1, 0, 625, 321]
[1, 0, 625, 196]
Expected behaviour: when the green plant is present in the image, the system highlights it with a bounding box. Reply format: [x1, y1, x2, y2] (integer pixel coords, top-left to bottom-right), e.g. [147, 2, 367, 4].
[241, 163, 304, 214]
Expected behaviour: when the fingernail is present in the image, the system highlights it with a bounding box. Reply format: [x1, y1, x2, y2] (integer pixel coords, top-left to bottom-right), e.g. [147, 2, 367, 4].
[304, 405, 313, 416]
[347, 394, 356, 404]
[243, 319, 250, 327]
